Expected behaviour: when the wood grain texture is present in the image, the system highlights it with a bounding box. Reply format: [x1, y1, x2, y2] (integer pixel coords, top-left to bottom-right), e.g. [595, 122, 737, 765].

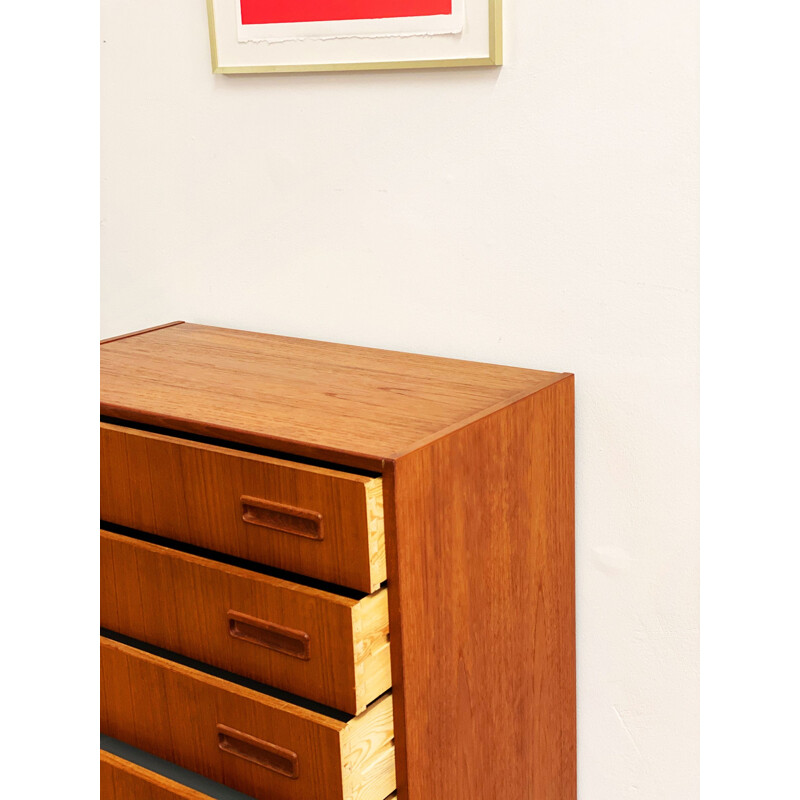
[385, 376, 576, 800]
[100, 530, 391, 714]
[100, 322, 564, 470]
[101, 751, 214, 800]
[340, 692, 396, 800]
[100, 637, 395, 800]
[352, 589, 392, 715]
[100, 422, 385, 592]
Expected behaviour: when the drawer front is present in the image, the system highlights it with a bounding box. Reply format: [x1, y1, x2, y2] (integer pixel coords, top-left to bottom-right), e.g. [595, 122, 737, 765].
[101, 530, 391, 715]
[101, 751, 215, 800]
[100, 423, 385, 592]
[100, 637, 396, 800]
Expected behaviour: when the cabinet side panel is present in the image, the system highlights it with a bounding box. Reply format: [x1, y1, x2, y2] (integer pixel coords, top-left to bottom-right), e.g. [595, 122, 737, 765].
[388, 377, 576, 799]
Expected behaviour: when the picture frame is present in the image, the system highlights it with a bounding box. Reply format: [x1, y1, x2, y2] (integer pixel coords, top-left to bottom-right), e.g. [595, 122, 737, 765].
[206, 0, 502, 74]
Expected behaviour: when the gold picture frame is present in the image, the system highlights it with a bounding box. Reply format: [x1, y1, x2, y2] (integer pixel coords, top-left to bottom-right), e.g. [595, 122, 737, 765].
[207, 0, 502, 74]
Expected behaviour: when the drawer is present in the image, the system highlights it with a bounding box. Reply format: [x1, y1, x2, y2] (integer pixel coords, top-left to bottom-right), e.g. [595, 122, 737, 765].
[101, 529, 391, 715]
[101, 750, 215, 800]
[100, 637, 396, 800]
[100, 422, 385, 592]
[101, 749, 399, 800]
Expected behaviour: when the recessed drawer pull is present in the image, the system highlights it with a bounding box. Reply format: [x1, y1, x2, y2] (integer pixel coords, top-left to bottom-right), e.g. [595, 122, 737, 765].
[216, 724, 299, 779]
[240, 495, 324, 540]
[227, 610, 311, 661]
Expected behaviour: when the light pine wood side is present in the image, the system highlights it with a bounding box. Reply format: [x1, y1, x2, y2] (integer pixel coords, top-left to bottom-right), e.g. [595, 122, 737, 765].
[351, 589, 392, 721]
[100, 530, 391, 714]
[340, 694, 396, 800]
[100, 422, 385, 592]
[365, 480, 386, 597]
[100, 637, 396, 800]
[385, 377, 576, 800]
[101, 751, 214, 800]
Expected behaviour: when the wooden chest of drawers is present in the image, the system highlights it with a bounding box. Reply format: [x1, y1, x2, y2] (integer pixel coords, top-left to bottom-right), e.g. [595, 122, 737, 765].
[100, 321, 576, 800]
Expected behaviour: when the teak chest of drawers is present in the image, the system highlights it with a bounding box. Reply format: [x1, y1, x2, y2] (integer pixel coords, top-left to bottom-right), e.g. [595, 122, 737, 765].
[100, 321, 576, 800]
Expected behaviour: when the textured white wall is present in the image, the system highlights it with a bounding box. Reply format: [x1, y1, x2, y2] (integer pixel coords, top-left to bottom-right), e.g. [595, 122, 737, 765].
[101, 1, 699, 796]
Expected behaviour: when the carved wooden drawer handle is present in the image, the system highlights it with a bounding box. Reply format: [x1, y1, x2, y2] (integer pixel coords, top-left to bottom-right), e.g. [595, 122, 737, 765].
[240, 495, 324, 541]
[227, 610, 311, 661]
[217, 724, 299, 779]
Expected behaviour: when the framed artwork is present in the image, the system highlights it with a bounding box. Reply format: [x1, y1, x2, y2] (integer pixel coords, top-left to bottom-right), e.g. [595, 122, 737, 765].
[206, 0, 502, 74]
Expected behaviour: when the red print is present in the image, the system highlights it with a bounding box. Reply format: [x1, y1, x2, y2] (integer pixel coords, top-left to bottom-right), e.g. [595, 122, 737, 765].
[240, 0, 452, 25]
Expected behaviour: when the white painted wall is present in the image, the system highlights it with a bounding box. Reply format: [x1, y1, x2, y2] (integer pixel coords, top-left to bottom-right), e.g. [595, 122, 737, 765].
[101, 1, 699, 797]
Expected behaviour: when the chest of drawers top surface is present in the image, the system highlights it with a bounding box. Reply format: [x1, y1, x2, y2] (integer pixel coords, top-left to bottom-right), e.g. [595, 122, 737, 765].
[100, 321, 566, 470]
